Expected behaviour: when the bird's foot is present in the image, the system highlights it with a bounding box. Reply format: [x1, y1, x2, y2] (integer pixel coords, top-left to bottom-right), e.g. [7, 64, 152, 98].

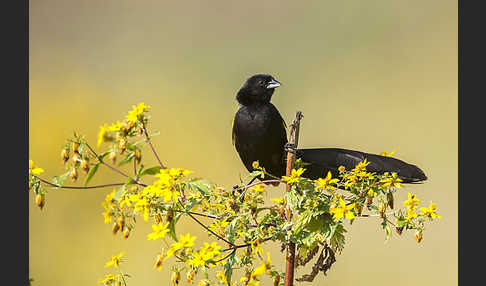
[284, 143, 297, 154]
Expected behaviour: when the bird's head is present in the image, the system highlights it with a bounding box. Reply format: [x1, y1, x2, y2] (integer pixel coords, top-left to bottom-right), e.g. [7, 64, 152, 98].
[236, 74, 281, 106]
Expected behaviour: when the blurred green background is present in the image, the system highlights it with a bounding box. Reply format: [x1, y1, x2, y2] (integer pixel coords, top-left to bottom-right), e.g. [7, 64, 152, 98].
[29, 0, 457, 285]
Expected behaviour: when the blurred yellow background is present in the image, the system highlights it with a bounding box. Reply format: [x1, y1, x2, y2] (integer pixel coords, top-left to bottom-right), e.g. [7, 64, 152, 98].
[29, 0, 457, 285]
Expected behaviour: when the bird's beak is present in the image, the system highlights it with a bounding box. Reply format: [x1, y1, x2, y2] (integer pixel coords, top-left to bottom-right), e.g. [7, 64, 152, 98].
[266, 78, 281, 89]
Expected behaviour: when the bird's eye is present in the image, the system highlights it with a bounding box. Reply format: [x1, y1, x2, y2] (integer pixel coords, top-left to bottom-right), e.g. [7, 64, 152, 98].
[259, 80, 264, 86]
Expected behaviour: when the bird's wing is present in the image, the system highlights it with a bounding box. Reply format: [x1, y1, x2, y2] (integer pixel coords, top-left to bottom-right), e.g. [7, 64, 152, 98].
[296, 148, 427, 183]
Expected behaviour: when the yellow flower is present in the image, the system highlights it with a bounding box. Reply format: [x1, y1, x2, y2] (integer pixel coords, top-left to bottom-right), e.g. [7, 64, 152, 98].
[104, 252, 125, 268]
[174, 233, 197, 249]
[329, 198, 355, 221]
[270, 197, 285, 205]
[102, 209, 113, 224]
[251, 184, 266, 194]
[314, 171, 339, 190]
[160, 186, 181, 203]
[197, 280, 210, 286]
[380, 172, 403, 188]
[108, 120, 124, 131]
[153, 253, 164, 271]
[118, 192, 132, 208]
[403, 192, 421, 210]
[380, 149, 396, 157]
[251, 252, 272, 279]
[420, 202, 441, 219]
[147, 222, 170, 240]
[200, 242, 222, 260]
[216, 271, 228, 284]
[126, 102, 151, 123]
[282, 168, 306, 184]
[405, 208, 418, 221]
[367, 188, 377, 198]
[29, 160, 44, 175]
[97, 124, 109, 147]
[98, 274, 119, 285]
[208, 218, 230, 237]
[352, 159, 370, 173]
[250, 239, 264, 257]
[188, 251, 206, 268]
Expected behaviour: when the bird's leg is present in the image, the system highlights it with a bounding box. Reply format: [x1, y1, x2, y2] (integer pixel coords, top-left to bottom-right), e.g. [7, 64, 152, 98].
[284, 142, 297, 154]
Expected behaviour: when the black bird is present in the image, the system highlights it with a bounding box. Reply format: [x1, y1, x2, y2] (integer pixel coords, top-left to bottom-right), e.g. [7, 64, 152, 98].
[232, 74, 427, 183]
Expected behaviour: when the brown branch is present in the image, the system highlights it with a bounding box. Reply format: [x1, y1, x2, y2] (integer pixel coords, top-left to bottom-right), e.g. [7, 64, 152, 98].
[141, 122, 166, 169]
[284, 111, 303, 286]
[33, 175, 125, 190]
[177, 201, 234, 246]
[84, 142, 147, 187]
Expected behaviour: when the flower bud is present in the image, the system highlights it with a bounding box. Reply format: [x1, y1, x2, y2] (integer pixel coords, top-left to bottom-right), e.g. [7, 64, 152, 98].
[117, 217, 125, 230]
[109, 151, 117, 164]
[112, 222, 120, 235]
[122, 121, 134, 133]
[228, 199, 240, 213]
[119, 138, 127, 154]
[414, 230, 423, 243]
[122, 227, 130, 239]
[72, 142, 80, 152]
[252, 161, 260, 169]
[166, 209, 174, 223]
[355, 203, 363, 216]
[72, 151, 81, 165]
[154, 213, 162, 224]
[115, 282, 121, 286]
[61, 148, 69, 163]
[365, 197, 373, 209]
[395, 226, 404, 235]
[135, 149, 142, 165]
[69, 167, 78, 182]
[387, 193, 394, 209]
[171, 271, 180, 286]
[379, 203, 386, 218]
[154, 254, 163, 269]
[81, 158, 90, 173]
[35, 194, 45, 210]
[273, 275, 280, 286]
[186, 270, 195, 283]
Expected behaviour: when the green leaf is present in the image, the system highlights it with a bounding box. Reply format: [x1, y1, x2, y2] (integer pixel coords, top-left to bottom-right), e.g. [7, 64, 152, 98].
[381, 219, 392, 240]
[113, 185, 126, 201]
[84, 163, 100, 186]
[168, 212, 183, 241]
[118, 152, 135, 166]
[329, 223, 346, 253]
[51, 170, 70, 188]
[249, 170, 263, 178]
[185, 179, 213, 198]
[97, 151, 111, 161]
[138, 166, 162, 177]
[226, 217, 239, 244]
[224, 251, 237, 284]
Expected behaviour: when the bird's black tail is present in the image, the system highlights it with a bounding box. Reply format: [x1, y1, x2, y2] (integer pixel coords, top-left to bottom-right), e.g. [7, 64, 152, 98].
[296, 148, 427, 183]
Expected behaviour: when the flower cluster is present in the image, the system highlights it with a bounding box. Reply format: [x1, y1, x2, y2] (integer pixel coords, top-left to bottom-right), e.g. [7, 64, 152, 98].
[99, 252, 130, 286]
[29, 103, 442, 286]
